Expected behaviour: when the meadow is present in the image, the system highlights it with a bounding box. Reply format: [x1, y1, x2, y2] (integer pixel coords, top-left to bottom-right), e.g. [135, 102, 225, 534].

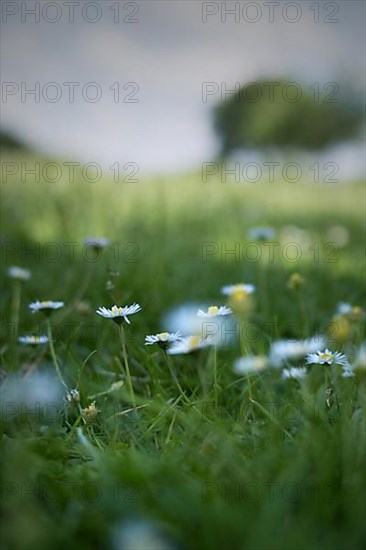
[1, 152, 365, 550]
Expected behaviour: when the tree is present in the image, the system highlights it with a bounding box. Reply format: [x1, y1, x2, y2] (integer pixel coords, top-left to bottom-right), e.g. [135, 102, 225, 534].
[213, 79, 363, 156]
[0, 130, 29, 151]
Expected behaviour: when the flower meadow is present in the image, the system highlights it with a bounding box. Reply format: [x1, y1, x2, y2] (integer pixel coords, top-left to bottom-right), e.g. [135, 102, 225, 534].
[1, 170, 365, 550]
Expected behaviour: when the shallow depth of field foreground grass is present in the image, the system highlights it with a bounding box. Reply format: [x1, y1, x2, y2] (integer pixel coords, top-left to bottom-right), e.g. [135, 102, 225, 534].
[1, 158, 366, 550]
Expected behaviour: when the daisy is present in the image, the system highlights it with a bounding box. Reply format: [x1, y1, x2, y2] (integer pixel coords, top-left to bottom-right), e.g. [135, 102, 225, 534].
[167, 335, 212, 355]
[306, 348, 350, 368]
[1, 372, 62, 413]
[197, 305, 232, 317]
[221, 284, 256, 314]
[233, 355, 268, 375]
[247, 226, 275, 241]
[221, 284, 255, 297]
[29, 301, 64, 315]
[145, 331, 182, 349]
[18, 335, 49, 345]
[341, 369, 355, 378]
[269, 336, 326, 368]
[7, 266, 31, 281]
[83, 237, 110, 249]
[282, 367, 307, 380]
[96, 303, 141, 324]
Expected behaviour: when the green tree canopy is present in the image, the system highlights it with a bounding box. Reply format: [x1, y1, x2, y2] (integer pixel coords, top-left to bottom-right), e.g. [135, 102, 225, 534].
[214, 79, 363, 156]
[0, 130, 29, 151]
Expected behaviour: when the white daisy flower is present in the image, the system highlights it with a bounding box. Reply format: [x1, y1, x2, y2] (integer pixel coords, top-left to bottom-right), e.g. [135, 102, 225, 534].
[145, 331, 182, 349]
[342, 369, 355, 378]
[269, 336, 326, 368]
[233, 355, 268, 375]
[197, 305, 232, 317]
[163, 303, 235, 347]
[83, 237, 110, 249]
[96, 303, 141, 324]
[1, 372, 62, 417]
[18, 335, 49, 345]
[247, 226, 276, 241]
[282, 367, 307, 380]
[222, 284, 256, 314]
[306, 348, 350, 368]
[7, 266, 31, 281]
[29, 301, 64, 314]
[336, 302, 353, 316]
[221, 284, 255, 296]
[167, 335, 213, 355]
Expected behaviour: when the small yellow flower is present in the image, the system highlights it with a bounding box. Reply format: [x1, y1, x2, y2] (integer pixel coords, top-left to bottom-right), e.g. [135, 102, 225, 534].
[328, 316, 351, 344]
[287, 272, 305, 291]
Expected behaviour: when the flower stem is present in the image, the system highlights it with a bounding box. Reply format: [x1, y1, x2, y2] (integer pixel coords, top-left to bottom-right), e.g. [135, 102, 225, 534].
[118, 324, 136, 407]
[165, 352, 189, 404]
[11, 280, 21, 338]
[47, 319, 68, 390]
[297, 290, 308, 337]
[213, 345, 218, 407]
[239, 318, 253, 399]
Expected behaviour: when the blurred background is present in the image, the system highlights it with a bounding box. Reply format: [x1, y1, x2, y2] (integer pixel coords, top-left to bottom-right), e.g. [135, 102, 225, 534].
[1, 0, 365, 176]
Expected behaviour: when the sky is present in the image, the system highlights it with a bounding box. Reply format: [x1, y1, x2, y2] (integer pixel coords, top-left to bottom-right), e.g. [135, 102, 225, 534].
[1, 0, 365, 174]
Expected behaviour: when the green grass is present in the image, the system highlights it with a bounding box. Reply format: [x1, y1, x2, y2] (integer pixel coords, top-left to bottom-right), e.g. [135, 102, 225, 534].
[1, 153, 365, 550]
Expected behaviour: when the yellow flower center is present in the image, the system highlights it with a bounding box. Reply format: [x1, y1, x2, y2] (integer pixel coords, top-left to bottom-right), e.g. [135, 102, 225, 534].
[231, 289, 247, 302]
[208, 306, 219, 315]
[158, 332, 169, 341]
[319, 352, 333, 362]
[352, 306, 362, 317]
[189, 335, 200, 348]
